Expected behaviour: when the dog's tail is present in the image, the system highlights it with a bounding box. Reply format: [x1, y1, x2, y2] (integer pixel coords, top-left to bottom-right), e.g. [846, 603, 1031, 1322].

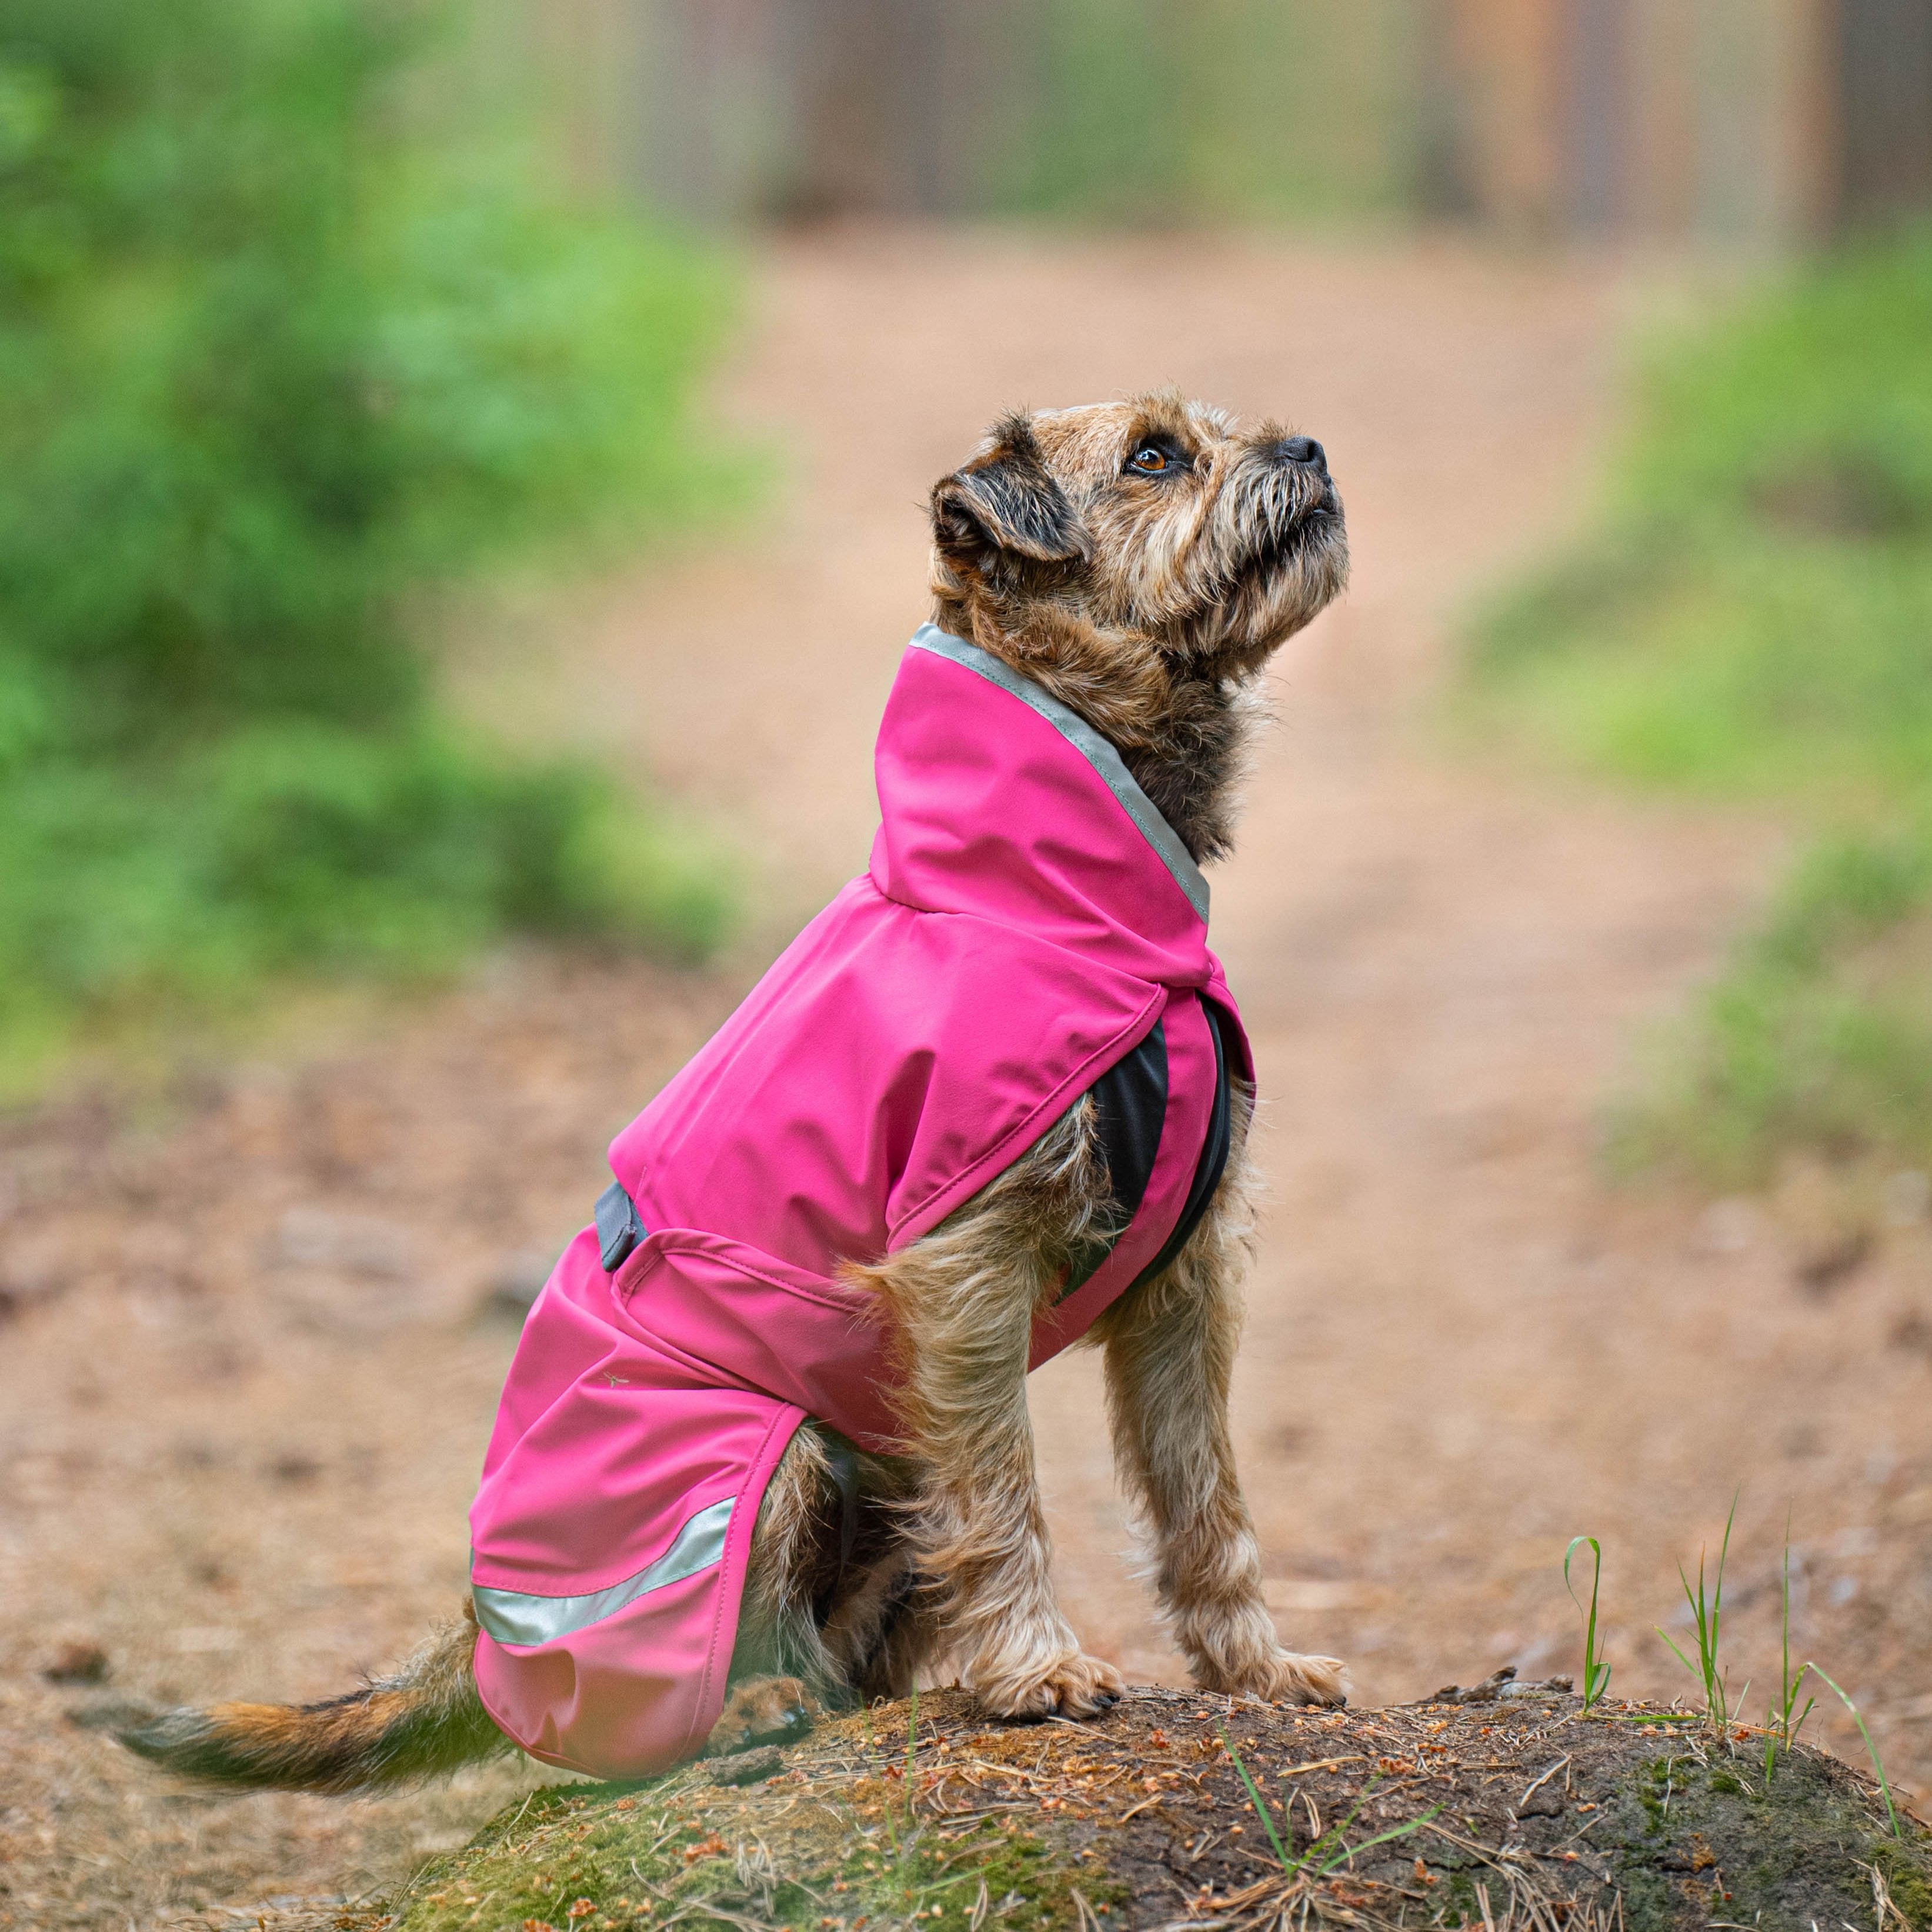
[94, 1606, 509, 1794]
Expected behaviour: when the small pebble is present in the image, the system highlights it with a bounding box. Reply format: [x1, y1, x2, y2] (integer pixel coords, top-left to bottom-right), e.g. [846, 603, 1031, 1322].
[43, 1641, 110, 1686]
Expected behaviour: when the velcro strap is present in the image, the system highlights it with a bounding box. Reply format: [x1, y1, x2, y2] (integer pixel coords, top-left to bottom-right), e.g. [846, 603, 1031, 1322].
[1058, 1016, 1167, 1302]
[594, 1180, 647, 1273]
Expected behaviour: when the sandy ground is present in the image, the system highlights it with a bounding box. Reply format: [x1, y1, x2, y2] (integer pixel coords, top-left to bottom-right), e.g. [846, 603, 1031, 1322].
[5, 227, 1932, 1930]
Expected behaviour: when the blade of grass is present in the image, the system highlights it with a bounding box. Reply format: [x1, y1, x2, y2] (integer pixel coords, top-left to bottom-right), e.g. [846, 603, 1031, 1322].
[1656, 1490, 1740, 1731]
[1766, 1513, 1816, 1784]
[1710, 1489, 1739, 1723]
[1219, 1725, 1294, 1872]
[1656, 1626, 1704, 1686]
[1810, 1666, 1901, 1838]
[898, 1686, 921, 1902]
[862, 1703, 900, 1862]
[1311, 1804, 1445, 1877]
[1564, 1536, 1612, 1713]
[1780, 1513, 1796, 1751]
[1297, 1776, 1385, 1876]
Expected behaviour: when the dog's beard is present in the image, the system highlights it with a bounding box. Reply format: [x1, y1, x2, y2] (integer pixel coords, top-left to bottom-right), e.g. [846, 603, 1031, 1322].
[1184, 505, 1346, 670]
[1147, 448, 1342, 663]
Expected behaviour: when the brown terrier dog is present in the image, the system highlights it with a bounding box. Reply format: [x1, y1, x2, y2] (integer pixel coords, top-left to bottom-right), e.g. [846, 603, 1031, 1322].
[104, 392, 1349, 1794]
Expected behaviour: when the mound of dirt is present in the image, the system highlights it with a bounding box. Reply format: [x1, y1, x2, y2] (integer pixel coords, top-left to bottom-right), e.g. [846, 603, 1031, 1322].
[354, 1685, 1930, 1932]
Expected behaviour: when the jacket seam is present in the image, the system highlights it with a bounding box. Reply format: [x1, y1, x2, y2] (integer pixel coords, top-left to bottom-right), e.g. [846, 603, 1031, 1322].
[635, 1233, 877, 1319]
[682, 1402, 803, 1763]
[886, 983, 1167, 1247]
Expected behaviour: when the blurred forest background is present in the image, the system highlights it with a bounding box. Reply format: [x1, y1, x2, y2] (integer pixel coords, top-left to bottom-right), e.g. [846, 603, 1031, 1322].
[4, 0, 1931, 1182]
[612, 0, 1930, 241]
[0, 0, 735, 1091]
[4, 0, 1932, 1171]
[11, 7, 1932, 1925]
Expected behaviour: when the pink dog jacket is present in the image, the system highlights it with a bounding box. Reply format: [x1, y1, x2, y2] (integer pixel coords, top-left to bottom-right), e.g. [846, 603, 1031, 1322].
[468, 625, 1252, 1778]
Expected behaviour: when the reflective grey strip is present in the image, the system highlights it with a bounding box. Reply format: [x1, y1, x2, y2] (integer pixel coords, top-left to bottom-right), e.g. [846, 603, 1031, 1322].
[907, 624, 1210, 922]
[471, 1496, 735, 1648]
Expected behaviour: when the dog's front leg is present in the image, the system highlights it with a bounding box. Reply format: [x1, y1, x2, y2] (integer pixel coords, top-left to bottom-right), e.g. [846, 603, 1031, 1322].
[849, 1125, 1124, 1720]
[1092, 1125, 1349, 1708]
[894, 1246, 1123, 1717]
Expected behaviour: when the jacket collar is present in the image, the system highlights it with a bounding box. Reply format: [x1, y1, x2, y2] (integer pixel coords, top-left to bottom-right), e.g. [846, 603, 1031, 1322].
[867, 626, 1213, 989]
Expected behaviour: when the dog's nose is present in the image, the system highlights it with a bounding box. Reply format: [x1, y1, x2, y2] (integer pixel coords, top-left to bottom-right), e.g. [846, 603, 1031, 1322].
[1276, 435, 1326, 473]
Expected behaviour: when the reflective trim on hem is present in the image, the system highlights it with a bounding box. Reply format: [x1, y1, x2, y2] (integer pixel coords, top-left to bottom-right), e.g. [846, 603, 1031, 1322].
[906, 625, 1210, 922]
[471, 1496, 735, 1648]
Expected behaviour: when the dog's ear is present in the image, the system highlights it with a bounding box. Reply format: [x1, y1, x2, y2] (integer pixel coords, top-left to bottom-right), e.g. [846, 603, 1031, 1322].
[931, 414, 1092, 570]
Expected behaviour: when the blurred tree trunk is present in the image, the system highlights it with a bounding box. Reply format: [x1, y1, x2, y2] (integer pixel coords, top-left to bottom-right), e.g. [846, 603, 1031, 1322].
[1834, 0, 1932, 229]
[544, 0, 1932, 242]
[1416, 0, 1932, 242]
[619, 0, 1424, 226]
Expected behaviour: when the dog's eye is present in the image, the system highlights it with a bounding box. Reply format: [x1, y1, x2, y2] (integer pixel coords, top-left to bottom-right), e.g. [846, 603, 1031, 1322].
[1128, 446, 1170, 474]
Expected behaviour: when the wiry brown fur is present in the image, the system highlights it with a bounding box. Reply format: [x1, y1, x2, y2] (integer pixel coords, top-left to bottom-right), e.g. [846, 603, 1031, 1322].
[102, 392, 1347, 1793]
[1091, 1093, 1344, 1704]
[700, 1676, 823, 1756]
[842, 1103, 1131, 1718]
[98, 1604, 510, 1794]
[740, 394, 1351, 1723]
[725, 1420, 932, 1712]
[930, 393, 1347, 861]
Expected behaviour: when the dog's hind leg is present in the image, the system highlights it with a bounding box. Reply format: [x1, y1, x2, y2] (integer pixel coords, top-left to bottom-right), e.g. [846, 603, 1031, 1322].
[705, 1422, 842, 1756]
[1089, 1095, 1349, 1709]
[707, 1422, 917, 1755]
[843, 1105, 1125, 1721]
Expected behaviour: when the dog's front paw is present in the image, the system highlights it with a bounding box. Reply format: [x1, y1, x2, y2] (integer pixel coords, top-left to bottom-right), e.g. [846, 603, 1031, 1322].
[1246, 1650, 1350, 1708]
[969, 1649, 1125, 1721]
[1178, 1597, 1351, 1708]
[703, 1674, 823, 1756]
[1197, 1648, 1350, 1709]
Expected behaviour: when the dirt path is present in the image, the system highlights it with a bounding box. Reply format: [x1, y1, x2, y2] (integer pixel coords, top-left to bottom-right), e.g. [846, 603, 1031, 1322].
[6, 229, 1932, 1930]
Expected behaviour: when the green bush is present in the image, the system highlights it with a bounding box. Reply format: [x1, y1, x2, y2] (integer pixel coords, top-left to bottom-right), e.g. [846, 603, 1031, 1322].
[1466, 233, 1932, 1181]
[0, 726, 724, 1056]
[0, 0, 735, 1076]
[1470, 235, 1932, 806]
[1609, 819, 1932, 1183]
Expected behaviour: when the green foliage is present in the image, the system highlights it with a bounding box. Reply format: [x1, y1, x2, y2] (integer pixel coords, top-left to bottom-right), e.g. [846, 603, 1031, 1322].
[1471, 233, 1932, 806]
[1472, 535, 1932, 805]
[0, 0, 735, 1074]
[0, 725, 726, 1073]
[1466, 232, 1932, 1179]
[1609, 816, 1932, 1182]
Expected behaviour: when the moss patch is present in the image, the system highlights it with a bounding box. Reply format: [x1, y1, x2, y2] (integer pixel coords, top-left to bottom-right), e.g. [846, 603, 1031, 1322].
[359, 1689, 1932, 1932]
[383, 1704, 1125, 1932]
[1597, 1741, 1932, 1931]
